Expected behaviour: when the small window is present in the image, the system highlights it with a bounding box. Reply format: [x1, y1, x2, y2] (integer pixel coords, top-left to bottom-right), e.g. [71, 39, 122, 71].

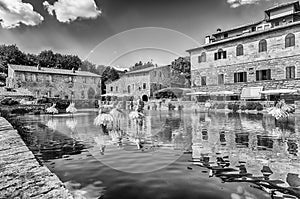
[159, 72, 162, 77]
[143, 83, 146, 89]
[215, 49, 227, 60]
[201, 76, 206, 86]
[111, 87, 113, 92]
[256, 69, 271, 81]
[198, 52, 206, 63]
[153, 71, 157, 77]
[286, 66, 295, 79]
[236, 44, 244, 56]
[251, 27, 256, 32]
[285, 33, 295, 48]
[259, 39, 267, 52]
[116, 86, 118, 92]
[234, 72, 247, 83]
[218, 74, 224, 85]
[224, 33, 228, 38]
[127, 85, 131, 93]
[274, 21, 280, 26]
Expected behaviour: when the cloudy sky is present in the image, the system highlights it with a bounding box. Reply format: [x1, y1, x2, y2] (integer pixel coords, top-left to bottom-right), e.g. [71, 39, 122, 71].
[0, 0, 293, 68]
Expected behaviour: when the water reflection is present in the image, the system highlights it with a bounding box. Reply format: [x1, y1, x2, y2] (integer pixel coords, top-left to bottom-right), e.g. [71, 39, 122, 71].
[17, 110, 300, 199]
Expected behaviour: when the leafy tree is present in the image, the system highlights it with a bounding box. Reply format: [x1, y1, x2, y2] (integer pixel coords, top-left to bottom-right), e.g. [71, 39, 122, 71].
[101, 66, 120, 94]
[37, 50, 57, 68]
[0, 44, 27, 68]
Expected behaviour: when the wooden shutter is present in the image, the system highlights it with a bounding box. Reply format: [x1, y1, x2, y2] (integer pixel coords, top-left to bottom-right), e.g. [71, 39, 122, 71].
[234, 73, 237, 83]
[256, 71, 259, 81]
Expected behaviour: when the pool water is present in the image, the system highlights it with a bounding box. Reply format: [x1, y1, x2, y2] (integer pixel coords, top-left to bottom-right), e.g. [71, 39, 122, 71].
[18, 110, 300, 199]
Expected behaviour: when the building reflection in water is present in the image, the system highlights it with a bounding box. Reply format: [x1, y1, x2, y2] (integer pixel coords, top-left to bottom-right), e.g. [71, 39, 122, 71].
[190, 111, 300, 198]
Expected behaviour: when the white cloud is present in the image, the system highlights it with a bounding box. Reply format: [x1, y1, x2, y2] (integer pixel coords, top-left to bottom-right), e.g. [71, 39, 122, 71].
[0, 0, 44, 29]
[226, 0, 262, 8]
[43, 0, 101, 23]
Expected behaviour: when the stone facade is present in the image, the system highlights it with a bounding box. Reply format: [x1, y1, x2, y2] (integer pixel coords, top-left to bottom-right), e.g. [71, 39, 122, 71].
[106, 64, 184, 100]
[188, 1, 300, 98]
[6, 64, 101, 100]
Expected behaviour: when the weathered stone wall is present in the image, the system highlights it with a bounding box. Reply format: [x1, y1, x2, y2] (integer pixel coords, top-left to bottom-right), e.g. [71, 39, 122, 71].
[0, 117, 73, 198]
[190, 23, 300, 92]
[9, 71, 101, 100]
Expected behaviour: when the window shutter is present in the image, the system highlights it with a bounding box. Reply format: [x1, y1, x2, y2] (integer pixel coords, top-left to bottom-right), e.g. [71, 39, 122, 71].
[256, 71, 259, 81]
[267, 69, 271, 80]
[292, 66, 295, 78]
[243, 72, 247, 82]
[214, 53, 218, 60]
[234, 73, 237, 83]
[223, 51, 227, 59]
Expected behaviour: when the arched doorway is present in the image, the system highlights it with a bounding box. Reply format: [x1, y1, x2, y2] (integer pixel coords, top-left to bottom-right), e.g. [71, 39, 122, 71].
[142, 95, 148, 102]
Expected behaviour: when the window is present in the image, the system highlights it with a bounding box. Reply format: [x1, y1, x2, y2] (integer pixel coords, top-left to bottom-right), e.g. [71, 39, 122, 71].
[127, 85, 131, 93]
[285, 33, 295, 48]
[198, 52, 206, 63]
[274, 21, 280, 26]
[81, 91, 85, 99]
[218, 74, 224, 85]
[236, 44, 244, 56]
[286, 66, 295, 79]
[259, 39, 267, 52]
[116, 86, 118, 92]
[143, 83, 146, 89]
[83, 77, 87, 83]
[159, 72, 162, 77]
[201, 76, 206, 86]
[224, 33, 228, 38]
[214, 49, 227, 60]
[153, 71, 157, 77]
[251, 27, 256, 32]
[256, 69, 271, 81]
[234, 72, 247, 83]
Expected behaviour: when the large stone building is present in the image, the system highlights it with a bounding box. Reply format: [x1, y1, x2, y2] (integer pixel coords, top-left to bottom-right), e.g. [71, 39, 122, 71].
[106, 60, 188, 101]
[188, 1, 300, 100]
[6, 64, 101, 100]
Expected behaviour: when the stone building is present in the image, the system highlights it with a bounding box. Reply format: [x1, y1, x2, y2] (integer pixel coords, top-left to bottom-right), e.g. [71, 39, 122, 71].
[6, 64, 101, 100]
[106, 62, 187, 101]
[187, 1, 300, 100]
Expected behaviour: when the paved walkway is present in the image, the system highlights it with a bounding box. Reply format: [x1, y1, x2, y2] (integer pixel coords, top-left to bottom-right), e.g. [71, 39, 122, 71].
[0, 117, 73, 199]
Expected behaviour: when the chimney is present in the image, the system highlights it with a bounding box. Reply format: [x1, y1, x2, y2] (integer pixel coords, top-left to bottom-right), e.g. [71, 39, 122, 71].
[205, 36, 211, 44]
[217, 28, 222, 33]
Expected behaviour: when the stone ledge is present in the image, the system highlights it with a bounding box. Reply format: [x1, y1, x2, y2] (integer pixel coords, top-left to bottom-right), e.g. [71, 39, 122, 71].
[0, 117, 73, 199]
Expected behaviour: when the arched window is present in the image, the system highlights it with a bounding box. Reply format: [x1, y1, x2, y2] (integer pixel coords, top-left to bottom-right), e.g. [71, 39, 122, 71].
[285, 33, 295, 48]
[198, 52, 206, 63]
[215, 49, 227, 60]
[236, 44, 244, 56]
[259, 39, 267, 52]
[127, 85, 131, 93]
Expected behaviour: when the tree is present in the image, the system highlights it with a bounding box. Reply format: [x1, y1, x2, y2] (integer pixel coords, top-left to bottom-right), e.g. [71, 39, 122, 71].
[170, 57, 191, 87]
[37, 50, 57, 68]
[101, 67, 120, 94]
[0, 44, 27, 68]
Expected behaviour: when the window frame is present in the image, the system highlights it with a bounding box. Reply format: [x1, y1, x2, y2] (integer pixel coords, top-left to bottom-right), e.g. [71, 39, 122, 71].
[218, 74, 225, 85]
[286, 66, 296, 79]
[234, 72, 247, 83]
[256, 69, 271, 81]
[285, 33, 295, 48]
[236, 44, 244, 56]
[259, 39, 267, 53]
[201, 76, 207, 86]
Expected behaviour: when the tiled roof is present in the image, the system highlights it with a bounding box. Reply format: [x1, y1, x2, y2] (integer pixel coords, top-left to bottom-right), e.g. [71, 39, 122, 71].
[125, 66, 155, 75]
[187, 21, 300, 52]
[212, 21, 263, 37]
[9, 64, 101, 77]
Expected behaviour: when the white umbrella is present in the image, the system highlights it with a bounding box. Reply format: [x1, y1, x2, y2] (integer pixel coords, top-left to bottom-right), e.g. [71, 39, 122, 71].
[94, 109, 114, 126]
[260, 89, 298, 95]
[66, 102, 77, 114]
[46, 103, 58, 114]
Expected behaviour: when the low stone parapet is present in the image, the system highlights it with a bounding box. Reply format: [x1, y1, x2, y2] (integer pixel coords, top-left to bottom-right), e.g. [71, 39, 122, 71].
[0, 117, 73, 199]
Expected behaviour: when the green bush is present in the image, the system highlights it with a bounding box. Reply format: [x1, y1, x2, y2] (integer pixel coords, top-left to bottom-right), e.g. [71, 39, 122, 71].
[240, 104, 247, 111]
[216, 103, 226, 109]
[255, 103, 263, 111]
[228, 102, 240, 112]
[246, 102, 257, 110]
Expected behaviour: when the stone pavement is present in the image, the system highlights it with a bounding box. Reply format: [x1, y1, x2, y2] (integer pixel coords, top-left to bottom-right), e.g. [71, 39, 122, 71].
[0, 117, 73, 199]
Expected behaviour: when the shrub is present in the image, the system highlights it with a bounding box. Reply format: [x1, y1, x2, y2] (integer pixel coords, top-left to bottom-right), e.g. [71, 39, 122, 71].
[216, 103, 226, 109]
[228, 102, 240, 112]
[240, 104, 247, 111]
[1, 98, 19, 106]
[246, 102, 257, 110]
[255, 103, 263, 111]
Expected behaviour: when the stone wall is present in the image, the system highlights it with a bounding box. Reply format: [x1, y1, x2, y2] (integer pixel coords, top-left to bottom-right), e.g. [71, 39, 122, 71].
[9, 71, 101, 100]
